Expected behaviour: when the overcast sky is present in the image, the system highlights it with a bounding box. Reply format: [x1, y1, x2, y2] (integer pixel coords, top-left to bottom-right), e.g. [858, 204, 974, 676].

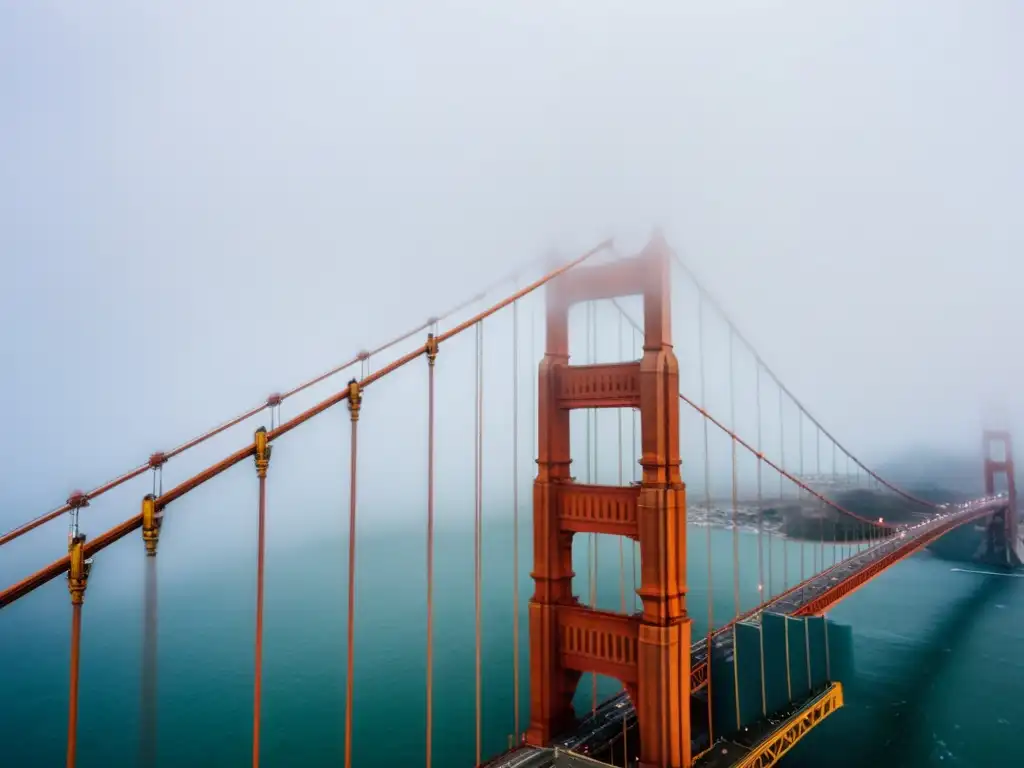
[1, 1, 1020, 565]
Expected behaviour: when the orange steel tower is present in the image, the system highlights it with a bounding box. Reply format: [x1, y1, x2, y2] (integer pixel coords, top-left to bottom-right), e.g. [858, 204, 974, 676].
[527, 235, 692, 768]
[982, 429, 1019, 563]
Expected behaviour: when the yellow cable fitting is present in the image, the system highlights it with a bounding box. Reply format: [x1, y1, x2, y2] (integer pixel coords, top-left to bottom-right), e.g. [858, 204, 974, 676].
[141, 494, 163, 557]
[254, 427, 273, 479]
[426, 333, 439, 367]
[67, 534, 92, 605]
[347, 379, 363, 421]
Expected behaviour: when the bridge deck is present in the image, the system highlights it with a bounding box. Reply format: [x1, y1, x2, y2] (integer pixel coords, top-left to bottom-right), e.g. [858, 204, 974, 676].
[693, 682, 844, 768]
[486, 501, 1004, 768]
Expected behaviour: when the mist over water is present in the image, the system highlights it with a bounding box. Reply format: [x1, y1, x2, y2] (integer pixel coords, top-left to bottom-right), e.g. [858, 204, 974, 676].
[1, 513, 1022, 768]
[2, 2, 1023, 767]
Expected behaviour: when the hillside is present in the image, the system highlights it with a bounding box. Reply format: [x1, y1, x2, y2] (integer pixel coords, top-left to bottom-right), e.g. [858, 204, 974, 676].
[876, 448, 984, 497]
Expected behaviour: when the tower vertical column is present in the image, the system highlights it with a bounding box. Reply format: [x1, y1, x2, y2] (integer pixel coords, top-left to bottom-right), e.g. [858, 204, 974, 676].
[983, 430, 1019, 565]
[635, 241, 691, 768]
[527, 293, 580, 745]
[1004, 437, 1018, 557]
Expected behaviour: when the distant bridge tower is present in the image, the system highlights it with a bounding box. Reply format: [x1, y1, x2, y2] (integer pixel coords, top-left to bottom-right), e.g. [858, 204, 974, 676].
[527, 236, 692, 768]
[982, 429, 1020, 566]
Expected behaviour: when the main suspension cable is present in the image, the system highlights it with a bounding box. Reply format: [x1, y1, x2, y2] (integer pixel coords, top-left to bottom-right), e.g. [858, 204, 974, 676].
[0, 247, 612, 551]
[0, 240, 616, 612]
[670, 253, 936, 508]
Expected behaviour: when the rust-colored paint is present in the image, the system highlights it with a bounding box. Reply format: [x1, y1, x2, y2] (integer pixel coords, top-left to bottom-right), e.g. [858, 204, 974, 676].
[792, 503, 1002, 617]
[983, 430, 1018, 560]
[526, 234, 692, 768]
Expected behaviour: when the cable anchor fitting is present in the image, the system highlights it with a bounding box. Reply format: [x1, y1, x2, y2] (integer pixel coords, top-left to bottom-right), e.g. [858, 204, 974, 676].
[254, 427, 273, 479]
[67, 491, 89, 509]
[67, 533, 92, 605]
[426, 333, 439, 367]
[141, 494, 164, 557]
[66, 490, 89, 544]
[347, 379, 363, 422]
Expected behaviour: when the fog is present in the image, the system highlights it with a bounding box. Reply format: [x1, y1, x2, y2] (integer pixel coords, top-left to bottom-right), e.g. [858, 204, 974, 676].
[1, 1, 1020, 574]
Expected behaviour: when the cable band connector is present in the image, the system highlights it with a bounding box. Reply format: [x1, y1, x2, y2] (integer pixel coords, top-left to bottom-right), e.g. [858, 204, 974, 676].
[426, 333, 439, 367]
[141, 494, 163, 557]
[347, 379, 362, 422]
[254, 427, 272, 479]
[357, 350, 370, 362]
[67, 491, 89, 510]
[266, 393, 282, 407]
[67, 533, 91, 605]
[148, 452, 167, 470]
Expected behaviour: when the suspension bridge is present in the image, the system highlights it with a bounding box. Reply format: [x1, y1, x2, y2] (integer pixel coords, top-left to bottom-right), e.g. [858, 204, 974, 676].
[0, 234, 1019, 768]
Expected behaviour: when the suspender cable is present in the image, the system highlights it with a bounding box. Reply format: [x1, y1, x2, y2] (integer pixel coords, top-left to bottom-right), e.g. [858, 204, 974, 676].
[585, 301, 593, 626]
[756, 363, 766, 601]
[140, 489, 162, 768]
[698, 295, 714, 633]
[832, 519, 837, 567]
[140, 473, 163, 768]
[779, 389, 786, 502]
[586, 303, 592, 492]
[631, 326, 639, 613]
[588, 301, 598, 712]
[671, 252, 936, 509]
[798, 410, 805, 591]
[140, 555, 158, 768]
[618, 310, 626, 615]
[425, 332, 439, 767]
[531, 297, 537, 485]
[68, 601, 83, 768]
[616, 309, 628, 759]
[729, 330, 740, 619]
[474, 321, 484, 765]
[819, 511, 825, 575]
[816, 427, 821, 477]
[344, 383, 362, 768]
[511, 301, 521, 739]
[252, 428, 272, 768]
[779, 389, 787, 590]
[66, 524, 90, 768]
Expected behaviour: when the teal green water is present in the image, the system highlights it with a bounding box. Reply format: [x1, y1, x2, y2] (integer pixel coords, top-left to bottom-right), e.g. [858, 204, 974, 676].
[2, 517, 1022, 767]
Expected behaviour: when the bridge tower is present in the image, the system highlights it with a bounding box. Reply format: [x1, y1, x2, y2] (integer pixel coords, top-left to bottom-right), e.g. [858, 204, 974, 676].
[527, 236, 692, 768]
[982, 429, 1020, 566]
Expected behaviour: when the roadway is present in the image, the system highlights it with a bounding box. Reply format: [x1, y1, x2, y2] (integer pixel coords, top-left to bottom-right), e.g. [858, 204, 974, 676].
[483, 496, 1008, 768]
